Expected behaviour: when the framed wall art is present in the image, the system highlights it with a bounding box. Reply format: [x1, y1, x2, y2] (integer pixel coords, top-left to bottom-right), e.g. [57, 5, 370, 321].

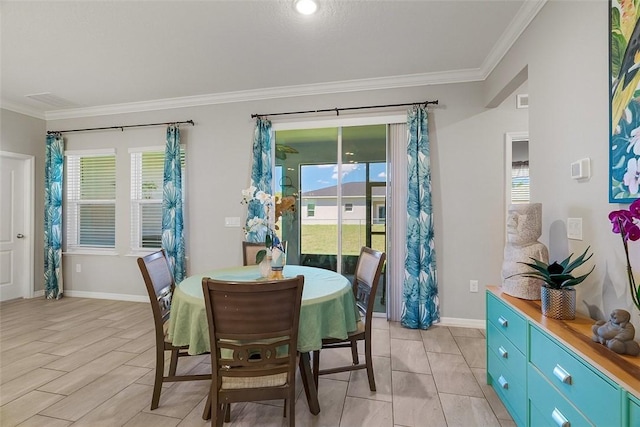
[610, 0, 640, 202]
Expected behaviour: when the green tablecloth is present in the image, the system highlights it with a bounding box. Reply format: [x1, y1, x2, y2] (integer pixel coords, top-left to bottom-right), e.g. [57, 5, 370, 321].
[167, 265, 359, 354]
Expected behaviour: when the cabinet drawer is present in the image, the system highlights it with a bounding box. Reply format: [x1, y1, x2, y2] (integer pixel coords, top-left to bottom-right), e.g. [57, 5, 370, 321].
[630, 394, 640, 426]
[529, 325, 621, 426]
[487, 321, 526, 386]
[487, 292, 526, 351]
[488, 350, 526, 425]
[529, 364, 593, 427]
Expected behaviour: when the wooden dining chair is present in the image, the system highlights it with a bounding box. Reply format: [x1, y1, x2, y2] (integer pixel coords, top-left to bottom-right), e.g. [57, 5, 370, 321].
[242, 241, 265, 266]
[312, 246, 386, 391]
[137, 250, 210, 410]
[201, 275, 304, 427]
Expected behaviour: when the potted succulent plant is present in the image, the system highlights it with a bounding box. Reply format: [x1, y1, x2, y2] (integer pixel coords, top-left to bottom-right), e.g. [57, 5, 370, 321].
[508, 246, 595, 319]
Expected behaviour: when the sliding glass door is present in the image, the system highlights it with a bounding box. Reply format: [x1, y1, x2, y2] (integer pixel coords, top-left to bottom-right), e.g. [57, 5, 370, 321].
[275, 124, 387, 313]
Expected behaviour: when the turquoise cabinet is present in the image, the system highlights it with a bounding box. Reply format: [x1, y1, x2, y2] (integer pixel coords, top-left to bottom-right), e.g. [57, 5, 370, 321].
[486, 292, 527, 426]
[486, 288, 639, 427]
[528, 363, 592, 427]
[630, 395, 640, 426]
[487, 292, 527, 350]
[529, 325, 620, 426]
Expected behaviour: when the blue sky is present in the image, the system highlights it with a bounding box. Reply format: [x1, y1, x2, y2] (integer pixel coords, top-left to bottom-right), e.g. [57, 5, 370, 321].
[288, 162, 386, 192]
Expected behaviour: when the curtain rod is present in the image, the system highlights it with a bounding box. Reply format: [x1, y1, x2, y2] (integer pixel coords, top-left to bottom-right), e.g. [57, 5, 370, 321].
[250, 100, 438, 119]
[47, 120, 195, 135]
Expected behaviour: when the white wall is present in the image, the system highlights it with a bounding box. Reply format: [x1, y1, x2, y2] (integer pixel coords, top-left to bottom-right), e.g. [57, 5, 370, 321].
[0, 109, 46, 292]
[487, 0, 640, 329]
[45, 82, 526, 316]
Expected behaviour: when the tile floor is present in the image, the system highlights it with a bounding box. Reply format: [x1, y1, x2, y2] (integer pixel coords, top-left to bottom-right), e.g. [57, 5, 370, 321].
[0, 297, 514, 427]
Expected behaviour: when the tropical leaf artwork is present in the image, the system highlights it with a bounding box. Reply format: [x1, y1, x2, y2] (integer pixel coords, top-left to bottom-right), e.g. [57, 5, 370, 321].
[610, 0, 640, 201]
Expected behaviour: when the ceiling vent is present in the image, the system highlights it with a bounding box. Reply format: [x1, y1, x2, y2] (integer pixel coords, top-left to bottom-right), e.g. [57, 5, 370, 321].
[516, 94, 529, 109]
[25, 92, 79, 108]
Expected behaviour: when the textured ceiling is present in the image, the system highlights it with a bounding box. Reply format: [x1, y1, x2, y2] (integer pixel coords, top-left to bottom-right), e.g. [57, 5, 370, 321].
[0, 0, 542, 119]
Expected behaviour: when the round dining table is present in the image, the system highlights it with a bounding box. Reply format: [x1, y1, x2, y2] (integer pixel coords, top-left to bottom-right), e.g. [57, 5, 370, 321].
[166, 264, 359, 415]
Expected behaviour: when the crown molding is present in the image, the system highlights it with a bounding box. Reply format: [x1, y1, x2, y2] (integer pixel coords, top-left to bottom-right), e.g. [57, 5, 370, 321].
[8, 1, 546, 122]
[1, 101, 46, 120]
[480, 0, 547, 79]
[44, 68, 484, 120]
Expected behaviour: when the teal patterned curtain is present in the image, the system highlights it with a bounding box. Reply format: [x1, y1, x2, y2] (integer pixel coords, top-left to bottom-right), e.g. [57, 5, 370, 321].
[162, 125, 186, 283]
[44, 134, 64, 299]
[246, 118, 273, 243]
[401, 106, 440, 329]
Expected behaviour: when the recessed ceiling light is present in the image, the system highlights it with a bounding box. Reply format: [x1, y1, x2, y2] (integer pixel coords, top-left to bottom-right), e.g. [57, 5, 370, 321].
[295, 0, 317, 15]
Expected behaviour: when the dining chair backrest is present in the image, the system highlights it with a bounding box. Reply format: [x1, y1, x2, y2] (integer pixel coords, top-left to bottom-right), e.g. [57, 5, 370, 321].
[201, 275, 304, 424]
[242, 241, 265, 266]
[138, 249, 175, 325]
[202, 275, 304, 388]
[352, 247, 386, 318]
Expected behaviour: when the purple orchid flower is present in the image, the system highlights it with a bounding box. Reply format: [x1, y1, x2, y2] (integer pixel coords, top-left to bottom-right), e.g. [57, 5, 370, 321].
[609, 209, 640, 241]
[609, 199, 640, 312]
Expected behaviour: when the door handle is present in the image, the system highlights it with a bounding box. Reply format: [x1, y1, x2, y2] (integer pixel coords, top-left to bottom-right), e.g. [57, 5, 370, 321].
[16, 234, 24, 239]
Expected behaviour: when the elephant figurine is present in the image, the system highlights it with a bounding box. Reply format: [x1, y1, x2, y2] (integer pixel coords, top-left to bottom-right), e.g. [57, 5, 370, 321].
[592, 309, 640, 356]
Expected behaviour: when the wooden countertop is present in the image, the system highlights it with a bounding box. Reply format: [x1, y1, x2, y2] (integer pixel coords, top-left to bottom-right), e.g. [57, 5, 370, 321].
[487, 286, 640, 400]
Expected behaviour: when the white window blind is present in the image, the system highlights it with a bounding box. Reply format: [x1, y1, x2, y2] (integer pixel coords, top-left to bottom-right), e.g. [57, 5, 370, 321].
[65, 149, 116, 250]
[130, 147, 185, 251]
[511, 161, 530, 204]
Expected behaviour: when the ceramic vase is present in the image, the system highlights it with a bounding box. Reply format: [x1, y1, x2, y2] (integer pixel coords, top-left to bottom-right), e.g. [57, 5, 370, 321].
[541, 287, 576, 320]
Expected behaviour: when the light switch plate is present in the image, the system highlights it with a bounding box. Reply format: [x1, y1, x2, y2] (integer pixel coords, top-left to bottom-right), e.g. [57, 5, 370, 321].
[567, 218, 583, 240]
[224, 217, 241, 227]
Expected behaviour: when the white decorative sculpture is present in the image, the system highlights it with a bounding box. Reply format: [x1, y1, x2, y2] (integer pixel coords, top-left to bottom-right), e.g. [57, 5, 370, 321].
[501, 203, 549, 300]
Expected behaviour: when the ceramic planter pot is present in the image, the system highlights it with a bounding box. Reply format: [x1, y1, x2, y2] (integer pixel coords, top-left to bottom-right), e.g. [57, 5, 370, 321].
[541, 286, 576, 320]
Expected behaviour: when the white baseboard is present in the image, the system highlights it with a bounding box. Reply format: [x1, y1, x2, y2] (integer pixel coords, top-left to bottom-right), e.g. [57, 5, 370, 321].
[31, 290, 44, 298]
[438, 316, 486, 330]
[63, 290, 148, 303]
[376, 313, 486, 330]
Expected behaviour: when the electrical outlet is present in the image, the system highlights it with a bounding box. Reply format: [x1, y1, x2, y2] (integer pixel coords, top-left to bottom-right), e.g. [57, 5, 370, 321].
[75, 264, 81, 273]
[470, 280, 479, 293]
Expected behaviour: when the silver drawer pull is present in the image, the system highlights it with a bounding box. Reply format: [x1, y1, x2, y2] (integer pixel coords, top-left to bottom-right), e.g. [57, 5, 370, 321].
[498, 346, 508, 358]
[498, 375, 508, 389]
[553, 365, 572, 385]
[552, 408, 570, 427]
[498, 316, 508, 327]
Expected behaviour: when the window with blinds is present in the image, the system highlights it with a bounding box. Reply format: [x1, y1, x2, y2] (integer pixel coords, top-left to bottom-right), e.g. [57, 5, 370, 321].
[65, 150, 116, 250]
[130, 147, 185, 251]
[511, 161, 530, 204]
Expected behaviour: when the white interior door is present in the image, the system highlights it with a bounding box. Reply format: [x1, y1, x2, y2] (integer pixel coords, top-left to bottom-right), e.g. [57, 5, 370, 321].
[0, 153, 32, 301]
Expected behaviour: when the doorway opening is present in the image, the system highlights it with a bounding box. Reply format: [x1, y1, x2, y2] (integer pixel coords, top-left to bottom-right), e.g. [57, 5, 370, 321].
[275, 124, 387, 313]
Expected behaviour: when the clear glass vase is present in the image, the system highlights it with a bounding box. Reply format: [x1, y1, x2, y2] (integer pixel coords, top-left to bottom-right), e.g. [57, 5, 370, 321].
[259, 253, 272, 279]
